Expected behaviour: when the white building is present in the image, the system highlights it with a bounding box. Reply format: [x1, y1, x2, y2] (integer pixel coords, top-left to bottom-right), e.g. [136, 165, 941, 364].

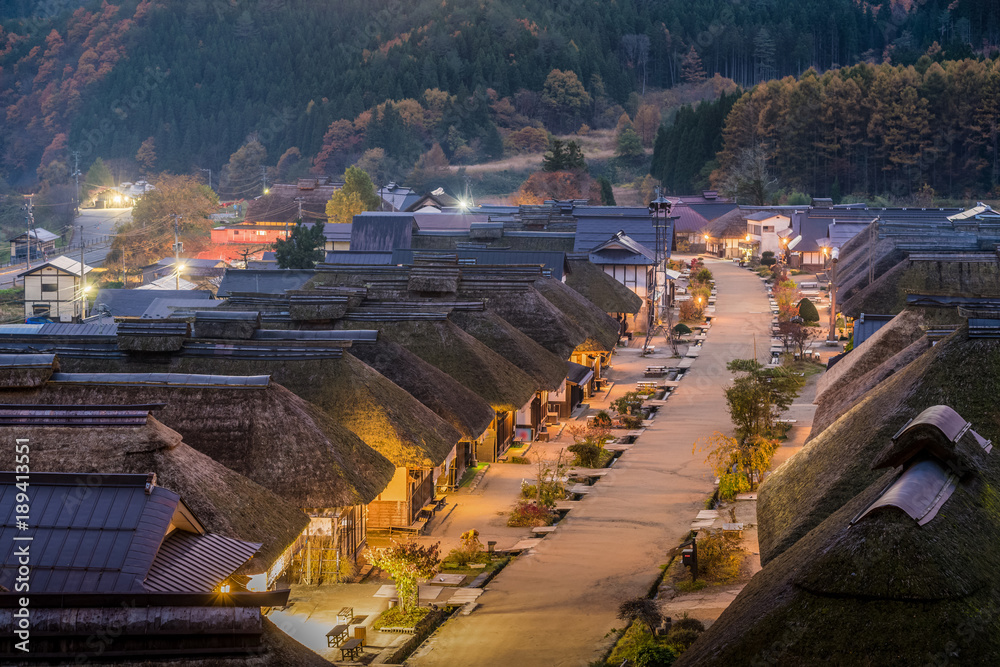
[746, 211, 793, 258]
[18, 256, 92, 321]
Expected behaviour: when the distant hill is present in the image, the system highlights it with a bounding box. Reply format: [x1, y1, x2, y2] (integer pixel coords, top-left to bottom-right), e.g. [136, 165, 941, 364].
[0, 0, 993, 186]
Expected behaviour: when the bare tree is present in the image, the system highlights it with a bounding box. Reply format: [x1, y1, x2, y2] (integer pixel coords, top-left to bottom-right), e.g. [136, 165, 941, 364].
[620, 35, 651, 95]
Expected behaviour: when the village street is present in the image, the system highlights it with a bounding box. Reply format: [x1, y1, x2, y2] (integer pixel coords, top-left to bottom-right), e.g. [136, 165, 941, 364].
[408, 257, 774, 667]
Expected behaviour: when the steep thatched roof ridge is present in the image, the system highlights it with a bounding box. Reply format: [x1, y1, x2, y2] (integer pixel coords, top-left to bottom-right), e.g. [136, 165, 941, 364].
[46, 354, 460, 469]
[758, 327, 1000, 565]
[337, 318, 539, 412]
[0, 417, 308, 577]
[814, 310, 927, 407]
[449, 310, 568, 391]
[811, 336, 931, 439]
[460, 285, 586, 359]
[345, 341, 495, 442]
[564, 259, 643, 314]
[0, 353, 57, 388]
[677, 453, 1000, 666]
[533, 276, 621, 351]
[8, 378, 393, 507]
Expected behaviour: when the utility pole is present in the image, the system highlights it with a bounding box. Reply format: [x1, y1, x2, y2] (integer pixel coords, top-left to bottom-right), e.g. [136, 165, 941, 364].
[71, 151, 81, 216]
[827, 247, 840, 342]
[260, 165, 268, 196]
[291, 196, 304, 239]
[172, 215, 182, 289]
[199, 168, 212, 191]
[21, 195, 34, 272]
[79, 225, 87, 320]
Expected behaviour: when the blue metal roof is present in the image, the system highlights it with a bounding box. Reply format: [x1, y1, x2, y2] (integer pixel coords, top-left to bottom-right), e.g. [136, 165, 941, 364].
[573, 218, 659, 253]
[216, 270, 314, 297]
[350, 212, 415, 252]
[391, 249, 566, 279]
[94, 289, 213, 318]
[323, 251, 395, 265]
[0, 472, 176, 593]
[853, 313, 896, 347]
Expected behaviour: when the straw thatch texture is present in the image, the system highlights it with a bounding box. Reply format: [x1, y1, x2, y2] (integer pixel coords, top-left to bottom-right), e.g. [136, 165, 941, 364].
[345, 342, 495, 441]
[337, 318, 539, 412]
[449, 310, 568, 391]
[814, 310, 927, 406]
[841, 258, 1000, 318]
[462, 285, 587, 360]
[811, 336, 931, 439]
[0, 354, 57, 388]
[757, 327, 1000, 565]
[193, 312, 261, 340]
[676, 455, 1000, 666]
[533, 276, 621, 351]
[9, 379, 393, 507]
[564, 259, 643, 314]
[0, 417, 308, 577]
[117, 334, 187, 352]
[48, 354, 460, 469]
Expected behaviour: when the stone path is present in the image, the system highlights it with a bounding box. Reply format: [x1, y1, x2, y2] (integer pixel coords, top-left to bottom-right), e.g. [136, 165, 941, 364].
[409, 258, 773, 667]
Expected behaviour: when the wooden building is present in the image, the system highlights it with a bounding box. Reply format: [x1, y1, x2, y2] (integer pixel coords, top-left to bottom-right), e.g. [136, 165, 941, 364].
[18, 255, 92, 321]
[9, 228, 58, 262]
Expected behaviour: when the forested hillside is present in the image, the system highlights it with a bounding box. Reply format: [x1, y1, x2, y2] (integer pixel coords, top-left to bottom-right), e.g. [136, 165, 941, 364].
[654, 58, 1000, 202]
[1, 0, 995, 190]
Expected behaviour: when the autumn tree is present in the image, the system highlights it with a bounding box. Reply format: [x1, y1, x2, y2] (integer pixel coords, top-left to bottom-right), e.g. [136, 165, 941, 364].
[275, 147, 303, 182]
[633, 105, 660, 146]
[724, 358, 800, 441]
[409, 143, 449, 190]
[325, 166, 380, 224]
[368, 541, 441, 613]
[313, 119, 362, 175]
[541, 69, 591, 133]
[107, 174, 218, 278]
[717, 144, 776, 205]
[135, 137, 156, 176]
[681, 46, 706, 84]
[274, 219, 325, 269]
[83, 158, 114, 201]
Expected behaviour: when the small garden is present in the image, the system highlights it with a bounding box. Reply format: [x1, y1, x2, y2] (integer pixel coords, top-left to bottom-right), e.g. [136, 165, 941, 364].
[599, 597, 709, 667]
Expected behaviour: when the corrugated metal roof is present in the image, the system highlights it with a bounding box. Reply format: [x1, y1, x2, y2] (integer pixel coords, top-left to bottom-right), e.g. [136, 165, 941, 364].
[566, 361, 594, 386]
[0, 353, 56, 368]
[856, 459, 957, 526]
[853, 313, 895, 347]
[16, 255, 92, 278]
[216, 270, 315, 297]
[0, 473, 176, 593]
[574, 218, 659, 253]
[254, 329, 377, 342]
[0, 404, 161, 426]
[94, 289, 212, 318]
[50, 373, 270, 388]
[323, 251, 395, 265]
[143, 530, 260, 593]
[350, 212, 415, 252]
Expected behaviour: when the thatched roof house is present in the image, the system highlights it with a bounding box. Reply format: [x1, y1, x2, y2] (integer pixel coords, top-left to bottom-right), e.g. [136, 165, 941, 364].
[344, 339, 495, 442]
[0, 410, 308, 578]
[5, 372, 394, 508]
[564, 259, 643, 314]
[758, 326, 1000, 566]
[336, 315, 540, 412]
[532, 276, 622, 351]
[811, 309, 929, 437]
[677, 405, 1000, 666]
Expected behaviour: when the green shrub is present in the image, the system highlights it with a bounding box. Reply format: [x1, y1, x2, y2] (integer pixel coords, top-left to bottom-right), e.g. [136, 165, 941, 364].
[697, 530, 745, 583]
[508, 456, 531, 464]
[671, 617, 705, 633]
[619, 414, 644, 429]
[608, 623, 678, 667]
[666, 628, 700, 651]
[798, 297, 819, 322]
[569, 442, 604, 468]
[673, 323, 692, 335]
[592, 411, 613, 428]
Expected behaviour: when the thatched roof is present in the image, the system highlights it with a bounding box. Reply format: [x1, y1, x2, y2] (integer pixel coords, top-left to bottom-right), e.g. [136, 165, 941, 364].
[532, 276, 622, 351]
[564, 259, 643, 314]
[8, 375, 393, 507]
[42, 352, 461, 469]
[705, 207, 748, 239]
[336, 317, 540, 411]
[0, 416, 308, 577]
[0, 354, 57, 388]
[460, 284, 587, 359]
[678, 435, 1000, 665]
[449, 310, 568, 391]
[758, 326, 1000, 566]
[344, 341, 495, 442]
[811, 309, 928, 437]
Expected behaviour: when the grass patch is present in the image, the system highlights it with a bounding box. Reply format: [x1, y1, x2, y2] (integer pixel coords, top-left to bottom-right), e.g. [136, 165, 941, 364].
[674, 579, 708, 593]
[606, 623, 680, 666]
[508, 456, 531, 464]
[372, 606, 429, 630]
[439, 556, 509, 576]
[457, 463, 488, 488]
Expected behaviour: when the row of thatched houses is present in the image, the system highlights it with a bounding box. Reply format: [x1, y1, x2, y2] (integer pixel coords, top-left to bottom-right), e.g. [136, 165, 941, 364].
[0, 257, 639, 629]
[675, 295, 1000, 663]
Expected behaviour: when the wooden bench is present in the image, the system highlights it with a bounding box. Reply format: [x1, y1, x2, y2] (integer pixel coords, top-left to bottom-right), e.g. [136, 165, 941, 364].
[388, 518, 427, 535]
[340, 637, 363, 661]
[326, 624, 349, 648]
[337, 607, 354, 623]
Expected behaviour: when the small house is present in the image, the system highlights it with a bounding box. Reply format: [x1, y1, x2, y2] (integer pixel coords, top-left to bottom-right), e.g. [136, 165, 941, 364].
[18, 255, 92, 321]
[9, 228, 58, 262]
